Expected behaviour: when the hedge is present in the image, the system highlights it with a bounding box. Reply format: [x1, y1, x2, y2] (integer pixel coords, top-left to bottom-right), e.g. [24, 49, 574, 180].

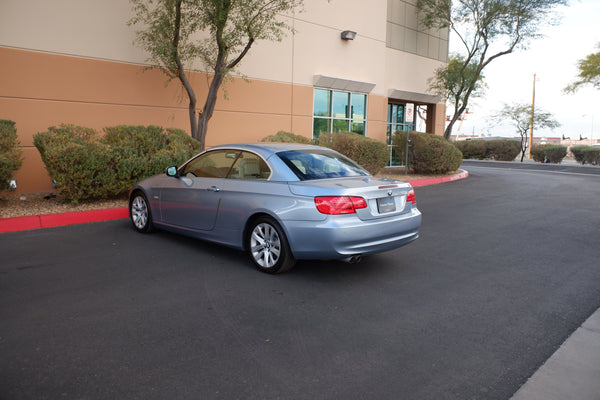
[454, 140, 487, 160]
[531, 144, 568, 164]
[316, 131, 389, 175]
[261, 131, 313, 144]
[454, 139, 521, 161]
[0, 120, 24, 191]
[392, 131, 462, 174]
[34, 124, 201, 202]
[571, 146, 600, 165]
[261, 131, 389, 175]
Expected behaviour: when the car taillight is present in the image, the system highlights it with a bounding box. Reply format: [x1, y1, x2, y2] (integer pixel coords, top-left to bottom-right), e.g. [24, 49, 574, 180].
[314, 196, 368, 215]
[406, 189, 416, 204]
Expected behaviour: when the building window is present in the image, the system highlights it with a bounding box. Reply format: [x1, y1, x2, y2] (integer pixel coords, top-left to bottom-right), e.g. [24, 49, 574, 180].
[387, 103, 415, 166]
[313, 88, 367, 139]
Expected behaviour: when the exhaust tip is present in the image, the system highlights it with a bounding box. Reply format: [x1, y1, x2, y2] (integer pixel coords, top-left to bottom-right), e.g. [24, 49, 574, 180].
[342, 255, 362, 264]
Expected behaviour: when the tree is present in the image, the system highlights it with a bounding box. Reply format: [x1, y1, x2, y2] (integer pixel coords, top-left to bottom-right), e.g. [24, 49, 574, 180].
[428, 53, 486, 134]
[418, 0, 568, 140]
[493, 103, 560, 161]
[129, 0, 302, 150]
[564, 44, 600, 93]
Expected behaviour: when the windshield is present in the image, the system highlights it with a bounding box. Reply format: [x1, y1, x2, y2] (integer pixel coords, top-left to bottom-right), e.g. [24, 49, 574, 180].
[277, 149, 369, 181]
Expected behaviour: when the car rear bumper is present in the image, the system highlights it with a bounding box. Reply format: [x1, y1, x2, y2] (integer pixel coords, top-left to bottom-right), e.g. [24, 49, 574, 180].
[283, 208, 421, 260]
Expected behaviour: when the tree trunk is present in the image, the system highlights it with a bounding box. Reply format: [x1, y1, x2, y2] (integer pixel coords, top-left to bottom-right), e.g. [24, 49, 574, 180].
[195, 71, 226, 150]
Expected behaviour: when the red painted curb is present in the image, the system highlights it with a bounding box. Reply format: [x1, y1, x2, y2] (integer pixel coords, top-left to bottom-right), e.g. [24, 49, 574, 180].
[0, 215, 42, 233]
[0, 207, 128, 234]
[408, 170, 469, 187]
[0, 170, 468, 234]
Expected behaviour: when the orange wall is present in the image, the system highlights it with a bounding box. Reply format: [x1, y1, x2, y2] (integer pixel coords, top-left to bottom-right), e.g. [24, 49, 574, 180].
[1, 47, 317, 193]
[2, 46, 427, 195]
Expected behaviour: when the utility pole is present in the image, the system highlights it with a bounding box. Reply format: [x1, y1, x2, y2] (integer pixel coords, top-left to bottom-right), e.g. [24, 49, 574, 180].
[528, 73, 536, 159]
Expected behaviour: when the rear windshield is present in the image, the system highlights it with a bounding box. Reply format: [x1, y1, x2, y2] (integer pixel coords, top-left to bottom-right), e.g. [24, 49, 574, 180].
[276, 150, 369, 181]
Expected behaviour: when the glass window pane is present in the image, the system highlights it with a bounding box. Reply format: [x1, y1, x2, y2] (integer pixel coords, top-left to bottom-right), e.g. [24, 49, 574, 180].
[332, 91, 350, 118]
[182, 150, 239, 178]
[313, 118, 329, 139]
[313, 89, 330, 117]
[351, 94, 366, 120]
[395, 105, 404, 124]
[276, 149, 368, 181]
[332, 119, 349, 133]
[351, 121, 365, 136]
[230, 151, 271, 180]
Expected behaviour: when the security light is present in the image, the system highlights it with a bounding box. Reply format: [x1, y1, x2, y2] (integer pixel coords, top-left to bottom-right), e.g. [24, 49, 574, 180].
[341, 30, 357, 40]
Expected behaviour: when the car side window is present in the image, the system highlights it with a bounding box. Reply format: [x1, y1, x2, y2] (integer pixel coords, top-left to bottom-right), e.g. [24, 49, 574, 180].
[229, 151, 271, 180]
[181, 150, 240, 178]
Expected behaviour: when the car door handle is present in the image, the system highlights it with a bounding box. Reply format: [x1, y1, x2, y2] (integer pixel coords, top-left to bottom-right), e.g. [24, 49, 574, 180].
[207, 186, 221, 192]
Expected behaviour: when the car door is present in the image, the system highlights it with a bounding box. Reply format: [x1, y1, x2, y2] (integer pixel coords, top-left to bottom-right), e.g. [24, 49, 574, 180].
[159, 149, 240, 231]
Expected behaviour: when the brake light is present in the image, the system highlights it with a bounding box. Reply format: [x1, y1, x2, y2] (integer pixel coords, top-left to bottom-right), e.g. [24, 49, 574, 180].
[315, 196, 368, 215]
[406, 189, 416, 205]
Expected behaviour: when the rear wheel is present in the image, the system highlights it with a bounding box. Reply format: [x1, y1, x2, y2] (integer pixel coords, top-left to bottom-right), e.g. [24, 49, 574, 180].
[129, 191, 155, 233]
[247, 217, 295, 274]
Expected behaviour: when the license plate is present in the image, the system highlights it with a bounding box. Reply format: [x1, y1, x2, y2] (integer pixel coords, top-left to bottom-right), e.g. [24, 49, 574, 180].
[377, 196, 396, 213]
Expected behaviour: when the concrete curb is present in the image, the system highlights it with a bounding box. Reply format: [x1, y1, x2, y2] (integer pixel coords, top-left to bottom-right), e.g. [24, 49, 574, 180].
[511, 308, 600, 400]
[0, 170, 469, 234]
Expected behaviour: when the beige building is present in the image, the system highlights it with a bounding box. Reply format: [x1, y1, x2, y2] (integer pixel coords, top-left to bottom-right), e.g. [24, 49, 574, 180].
[1, 0, 448, 194]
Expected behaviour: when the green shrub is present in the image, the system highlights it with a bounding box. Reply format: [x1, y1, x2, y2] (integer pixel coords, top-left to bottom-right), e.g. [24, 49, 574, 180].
[0, 120, 24, 190]
[34, 124, 201, 202]
[316, 131, 389, 175]
[261, 130, 313, 144]
[455, 140, 487, 160]
[570, 146, 587, 163]
[530, 145, 546, 162]
[454, 139, 521, 161]
[545, 145, 568, 163]
[486, 140, 521, 161]
[582, 148, 600, 165]
[571, 146, 600, 165]
[392, 131, 462, 174]
[531, 144, 567, 164]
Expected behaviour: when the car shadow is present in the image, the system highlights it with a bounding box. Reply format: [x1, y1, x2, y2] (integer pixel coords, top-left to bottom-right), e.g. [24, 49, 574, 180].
[130, 225, 407, 280]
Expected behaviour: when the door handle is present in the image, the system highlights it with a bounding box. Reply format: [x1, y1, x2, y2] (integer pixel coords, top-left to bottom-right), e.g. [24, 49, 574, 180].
[208, 186, 221, 192]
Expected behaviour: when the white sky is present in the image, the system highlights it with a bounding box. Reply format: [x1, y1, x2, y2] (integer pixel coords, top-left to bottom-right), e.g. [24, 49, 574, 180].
[449, 0, 599, 140]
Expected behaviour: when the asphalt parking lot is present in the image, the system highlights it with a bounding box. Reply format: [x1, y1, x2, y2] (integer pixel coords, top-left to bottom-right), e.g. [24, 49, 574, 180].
[1, 164, 600, 399]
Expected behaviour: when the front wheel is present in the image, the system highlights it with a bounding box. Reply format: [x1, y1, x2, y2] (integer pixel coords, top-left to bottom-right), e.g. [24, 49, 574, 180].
[129, 191, 155, 233]
[247, 217, 296, 274]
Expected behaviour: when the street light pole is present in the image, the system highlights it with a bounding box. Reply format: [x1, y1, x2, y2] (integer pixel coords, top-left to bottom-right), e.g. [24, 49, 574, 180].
[528, 73, 536, 159]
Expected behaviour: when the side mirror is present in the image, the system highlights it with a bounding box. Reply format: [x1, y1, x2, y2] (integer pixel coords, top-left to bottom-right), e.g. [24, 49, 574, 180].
[165, 166, 178, 177]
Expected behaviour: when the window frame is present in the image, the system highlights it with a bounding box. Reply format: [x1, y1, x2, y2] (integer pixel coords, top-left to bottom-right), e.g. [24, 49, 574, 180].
[313, 88, 368, 139]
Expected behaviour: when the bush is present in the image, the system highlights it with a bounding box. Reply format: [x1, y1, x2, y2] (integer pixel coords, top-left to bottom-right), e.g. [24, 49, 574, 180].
[530, 145, 545, 162]
[545, 145, 568, 163]
[316, 131, 389, 175]
[454, 140, 487, 160]
[0, 120, 24, 190]
[486, 140, 521, 161]
[392, 131, 462, 174]
[531, 144, 567, 164]
[261, 131, 313, 144]
[571, 146, 600, 165]
[34, 124, 201, 202]
[454, 139, 521, 161]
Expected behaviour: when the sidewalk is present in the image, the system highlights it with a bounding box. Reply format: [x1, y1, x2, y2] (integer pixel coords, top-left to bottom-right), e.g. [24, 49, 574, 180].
[511, 308, 600, 400]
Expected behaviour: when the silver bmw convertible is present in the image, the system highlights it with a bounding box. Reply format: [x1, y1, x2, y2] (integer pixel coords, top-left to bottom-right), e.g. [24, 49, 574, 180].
[129, 143, 421, 273]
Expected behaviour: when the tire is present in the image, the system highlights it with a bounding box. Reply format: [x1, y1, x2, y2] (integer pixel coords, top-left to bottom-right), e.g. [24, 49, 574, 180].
[129, 191, 155, 233]
[247, 217, 296, 274]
